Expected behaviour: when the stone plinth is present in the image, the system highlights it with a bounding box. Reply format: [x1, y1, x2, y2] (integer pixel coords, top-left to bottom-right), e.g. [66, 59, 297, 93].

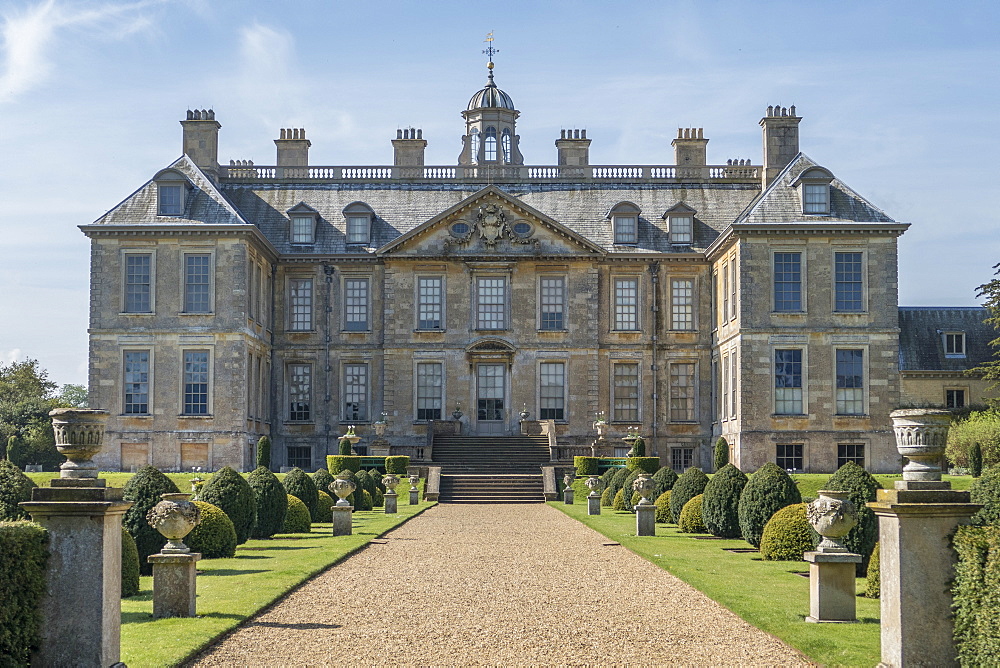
[332, 505, 353, 536]
[563, 488, 574, 504]
[384, 491, 398, 514]
[869, 488, 981, 667]
[409, 489, 419, 505]
[20, 482, 132, 668]
[588, 495, 601, 515]
[148, 552, 201, 618]
[635, 503, 655, 536]
[804, 551, 861, 623]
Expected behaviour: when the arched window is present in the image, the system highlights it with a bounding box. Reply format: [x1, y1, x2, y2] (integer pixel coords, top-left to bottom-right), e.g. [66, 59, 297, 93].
[469, 128, 480, 164]
[484, 126, 497, 161]
[501, 129, 511, 163]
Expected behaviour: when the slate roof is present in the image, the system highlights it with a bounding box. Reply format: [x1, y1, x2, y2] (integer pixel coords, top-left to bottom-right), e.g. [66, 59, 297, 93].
[898, 307, 995, 372]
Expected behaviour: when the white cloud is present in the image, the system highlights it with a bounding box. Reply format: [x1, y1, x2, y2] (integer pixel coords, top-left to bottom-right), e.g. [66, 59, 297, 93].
[3, 349, 24, 364]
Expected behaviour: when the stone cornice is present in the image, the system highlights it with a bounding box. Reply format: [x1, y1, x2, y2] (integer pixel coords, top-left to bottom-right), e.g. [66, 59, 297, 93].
[705, 222, 910, 260]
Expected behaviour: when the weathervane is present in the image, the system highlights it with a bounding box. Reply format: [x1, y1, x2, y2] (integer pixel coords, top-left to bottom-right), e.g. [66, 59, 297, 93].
[483, 31, 498, 70]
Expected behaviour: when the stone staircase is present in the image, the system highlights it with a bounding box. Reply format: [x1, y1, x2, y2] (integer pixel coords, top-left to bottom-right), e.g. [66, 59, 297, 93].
[432, 435, 549, 503]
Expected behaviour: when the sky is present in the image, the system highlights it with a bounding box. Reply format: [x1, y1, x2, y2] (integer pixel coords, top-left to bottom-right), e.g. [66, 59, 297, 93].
[0, 0, 998, 388]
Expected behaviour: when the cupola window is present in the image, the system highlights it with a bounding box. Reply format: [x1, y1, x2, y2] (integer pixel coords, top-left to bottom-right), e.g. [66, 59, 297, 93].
[484, 127, 498, 161]
[663, 202, 696, 245]
[502, 129, 512, 163]
[792, 166, 834, 215]
[343, 201, 375, 246]
[470, 129, 480, 164]
[608, 201, 641, 245]
[286, 203, 319, 245]
[153, 169, 190, 217]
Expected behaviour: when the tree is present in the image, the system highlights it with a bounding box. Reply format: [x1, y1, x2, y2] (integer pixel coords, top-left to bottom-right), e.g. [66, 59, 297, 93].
[973, 263, 1000, 401]
[57, 384, 88, 408]
[0, 359, 61, 470]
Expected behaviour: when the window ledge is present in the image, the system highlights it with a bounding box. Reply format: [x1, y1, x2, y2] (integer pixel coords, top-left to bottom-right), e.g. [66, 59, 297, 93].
[120, 414, 152, 418]
[179, 312, 214, 316]
[284, 421, 315, 425]
[178, 414, 213, 419]
[833, 311, 868, 315]
[338, 421, 371, 425]
[342, 329, 372, 334]
[834, 414, 870, 418]
[772, 414, 808, 418]
[474, 328, 509, 333]
[414, 328, 446, 333]
[288, 329, 317, 334]
[119, 312, 154, 316]
[537, 329, 568, 333]
[771, 311, 806, 316]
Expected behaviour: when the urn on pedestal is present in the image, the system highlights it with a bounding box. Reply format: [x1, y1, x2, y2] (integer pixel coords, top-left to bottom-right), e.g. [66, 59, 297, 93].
[889, 408, 952, 485]
[49, 408, 109, 479]
[147, 493, 201, 553]
[585, 475, 603, 497]
[330, 476, 356, 507]
[632, 473, 656, 505]
[807, 490, 857, 553]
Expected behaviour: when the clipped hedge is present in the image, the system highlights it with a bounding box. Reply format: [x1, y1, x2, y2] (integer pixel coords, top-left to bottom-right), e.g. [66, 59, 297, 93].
[312, 468, 335, 496]
[670, 467, 709, 524]
[824, 461, 880, 575]
[654, 490, 674, 524]
[385, 456, 410, 474]
[738, 462, 801, 549]
[185, 501, 237, 559]
[952, 524, 1000, 664]
[714, 436, 729, 471]
[575, 456, 600, 476]
[701, 463, 747, 538]
[121, 527, 140, 598]
[0, 520, 48, 665]
[629, 437, 646, 457]
[327, 455, 363, 475]
[760, 503, 816, 561]
[200, 467, 257, 545]
[0, 459, 36, 521]
[255, 435, 271, 470]
[652, 466, 678, 492]
[864, 542, 880, 598]
[316, 490, 334, 521]
[122, 465, 181, 575]
[282, 495, 312, 533]
[283, 468, 319, 521]
[247, 467, 287, 539]
[626, 457, 659, 474]
[970, 464, 1000, 526]
[678, 494, 707, 533]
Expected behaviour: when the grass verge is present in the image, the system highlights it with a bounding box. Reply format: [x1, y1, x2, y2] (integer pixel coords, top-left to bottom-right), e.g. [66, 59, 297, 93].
[121, 499, 434, 667]
[550, 500, 880, 667]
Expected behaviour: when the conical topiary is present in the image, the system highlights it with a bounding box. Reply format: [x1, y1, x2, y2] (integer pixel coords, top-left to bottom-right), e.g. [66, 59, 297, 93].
[0, 459, 36, 521]
[654, 490, 673, 523]
[354, 470, 375, 511]
[824, 461, 881, 575]
[369, 469, 386, 494]
[970, 442, 984, 478]
[701, 464, 748, 538]
[120, 527, 140, 598]
[122, 465, 182, 575]
[864, 542, 881, 598]
[247, 467, 287, 538]
[606, 467, 631, 508]
[283, 468, 318, 520]
[283, 495, 312, 533]
[316, 490, 335, 521]
[738, 462, 802, 548]
[200, 466, 257, 544]
[714, 437, 729, 471]
[255, 435, 271, 470]
[652, 466, 678, 492]
[312, 468, 335, 496]
[670, 467, 709, 523]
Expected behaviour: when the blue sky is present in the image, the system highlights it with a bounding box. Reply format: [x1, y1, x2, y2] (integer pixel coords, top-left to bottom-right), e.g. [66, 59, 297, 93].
[1, 0, 998, 387]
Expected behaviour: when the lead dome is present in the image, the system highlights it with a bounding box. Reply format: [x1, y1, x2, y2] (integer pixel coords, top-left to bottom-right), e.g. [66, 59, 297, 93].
[467, 70, 515, 111]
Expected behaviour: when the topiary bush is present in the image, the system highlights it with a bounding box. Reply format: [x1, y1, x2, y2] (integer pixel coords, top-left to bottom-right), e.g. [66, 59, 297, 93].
[121, 527, 140, 598]
[626, 456, 658, 474]
[185, 501, 237, 559]
[630, 437, 646, 457]
[701, 463, 748, 538]
[612, 488, 628, 511]
[606, 467, 631, 508]
[824, 461, 881, 575]
[0, 459, 36, 521]
[714, 436, 729, 471]
[354, 470, 376, 511]
[255, 435, 271, 470]
[122, 465, 182, 575]
[282, 495, 312, 533]
[678, 494, 707, 533]
[327, 455, 362, 475]
[369, 469, 386, 495]
[864, 541, 880, 598]
[620, 470, 641, 513]
[361, 489, 374, 511]
[338, 438, 353, 456]
[670, 467, 709, 524]
[970, 441, 984, 478]
[385, 456, 410, 474]
[200, 466, 256, 545]
[316, 490, 334, 521]
[654, 490, 674, 523]
[970, 464, 1000, 526]
[600, 486, 613, 507]
[336, 470, 360, 507]
[247, 467, 287, 539]
[283, 468, 318, 521]
[0, 520, 48, 664]
[652, 466, 678, 492]
[575, 456, 599, 476]
[738, 462, 801, 549]
[760, 503, 816, 560]
[952, 524, 1000, 664]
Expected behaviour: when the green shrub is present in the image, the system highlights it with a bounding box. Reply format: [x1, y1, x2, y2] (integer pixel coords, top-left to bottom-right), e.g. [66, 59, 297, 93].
[372, 487, 385, 507]
[626, 457, 659, 474]
[612, 488, 628, 511]
[385, 456, 410, 474]
[714, 436, 729, 471]
[738, 462, 801, 549]
[121, 527, 140, 598]
[327, 455, 362, 474]
[678, 494, 707, 533]
[0, 520, 48, 664]
[600, 467, 617, 486]
[631, 490, 643, 508]
[312, 468, 335, 497]
[354, 471, 376, 511]
[701, 463, 747, 538]
[824, 461, 881, 575]
[652, 466, 678, 492]
[630, 437, 646, 457]
[606, 467, 631, 508]
[670, 467, 709, 524]
[0, 459, 36, 521]
[282, 468, 318, 520]
[947, 409, 1000, 469]
[620, 470, 641, 513]
[185, 501, 237, 559]
[864, 542, 880, 598]
[200, 466, 257, 545]
[369, 469, 386, 494]
[316, 490, 334, 521]
[247, 467, 287, 539]
[282, 495, 312, 533]
[970, 442, 984, 478]
[255, 435, 271, 470]
[5, 435, 27, 469]
[122, 465, 181, 575]
[970, 465, 1000, 526]
[952, 524, 1000, 664]
[574, 456, 599, 476]
[361, 489, 374, 511]
[600, 486, 613, 507]
[760, 503, 816, 560]
[338, 438, 353, 456]
[654, 490, 674, 523]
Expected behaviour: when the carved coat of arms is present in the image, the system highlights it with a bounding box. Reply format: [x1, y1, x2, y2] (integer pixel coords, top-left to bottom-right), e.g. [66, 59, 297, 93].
[477, 204, 505, 248]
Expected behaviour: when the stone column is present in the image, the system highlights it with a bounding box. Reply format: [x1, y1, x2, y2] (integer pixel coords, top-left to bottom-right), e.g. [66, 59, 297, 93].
[332, 505, 353, 536]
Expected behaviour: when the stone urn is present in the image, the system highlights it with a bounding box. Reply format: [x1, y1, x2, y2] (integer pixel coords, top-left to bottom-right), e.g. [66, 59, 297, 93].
[452, 406, 463, 421]
[890, 408, 952, 482]
[49, 408, 109, 479]
[382, 474, 400, 494]
[189, 476, 205, 500]
[563, 472, 575, 489]
[330, 477, 356, 507]
[409, 474, 420, 491]
[520, 405, 530, 420]
[594, 421, 608, 439]
[147, 493, 201, 554]
[585, 475, 603, 497]
[806, 490, 857, 553]
[632, 473, 656, 505]
[373, 412, 389, 437]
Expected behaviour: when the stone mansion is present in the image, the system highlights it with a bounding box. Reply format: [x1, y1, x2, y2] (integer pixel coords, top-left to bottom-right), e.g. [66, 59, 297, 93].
[83, 64, 985, 475]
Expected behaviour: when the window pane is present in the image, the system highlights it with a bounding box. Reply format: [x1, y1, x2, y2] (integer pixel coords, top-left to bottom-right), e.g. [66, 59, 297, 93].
[837, 444, 865, 468]
[834, 252, 863, 311]
[773, 253, 802, 312]
[159, 185, 182, 215]
[539, 277, 565, 330]
[290, 279, 313, 331]
[287, 446, 311, 469]
[184, 254, 211, 313]
[501, 129, 512, 162]
[803, 184, 828, 213]
[183, 351, 209, 415]
[416, 362, 443, 420]
[776, 444, 803, 470]
[945, 333, 966, 356]
[291, 216, 313, 244]
[614, 216, 637, 244]
[669, 363, 695, 422]
[345, 279, 369, 331]
[344, 364, 368, 421]
[470, 129, 480, 163]
[670, 216, 693, 244]
[671, 279, 694, 330]
[288, 364, 311, 421]
[417, 277, 443, 329]
[774, 349, 803, 415]
[722, 262, 729, 322]
[484, 127, 497, 161]
[346, 216, 369, 244]
[124, 254, 151, 313]
[477, 364, 505, 421]
[613, 363, 639, 422]
[477, 277, 506, 330]
[836, 349, 864, 415]
[614, 278, 638, 330]
[123, 351, 149, 414]
[946, 389, 966, 409]
[671, 448, 693, 473]
[539, 362, 565, 420]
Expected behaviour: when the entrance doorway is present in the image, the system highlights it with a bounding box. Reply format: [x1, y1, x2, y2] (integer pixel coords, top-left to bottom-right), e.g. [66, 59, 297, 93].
[476, 363, 506, 435]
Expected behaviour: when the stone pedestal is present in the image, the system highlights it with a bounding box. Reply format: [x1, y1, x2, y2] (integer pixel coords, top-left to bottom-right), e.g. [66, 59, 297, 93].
[148, 552, 201, 618]
[21, 480, 132, 668]
[384, 491, 398, 514]
[409, 489, 419, 505]
[804, 551, 861, 622]
[332, 505, 353, 536]
[563, 488, 574, 504]
[588, 495, 601, 515]
[870, 487, 981, 667]
[635, 503, 655, 536]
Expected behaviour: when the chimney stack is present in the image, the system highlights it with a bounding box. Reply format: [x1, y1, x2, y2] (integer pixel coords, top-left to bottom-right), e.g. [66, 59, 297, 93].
[180, 109, 221, 177]
[760, 105, 801, 186]
[275, 128, 311, 175]
[555, 128, 591, 167]
[672, 128, 708, 171]
[392, 128, 427, 166]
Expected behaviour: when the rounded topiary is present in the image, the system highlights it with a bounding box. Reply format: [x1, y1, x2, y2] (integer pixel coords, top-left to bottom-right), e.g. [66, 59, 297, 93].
[247, 467, 287, 539]
[361, 489, 374, 511]
[738, 462, 802, 549]
[354, 470, 376, 511]
[824, 461, 881, 575]
[600, 486, 613, 507]
[970, 442, 984, 478]
[612, 488, 628, 511]
[652, 466, 678, 492]
[670, 467, 710, 524]
[255, 435, 271, 470]
[122, 465, 182, 575]
[630, 490, 642, 508]
[607, 467, 631, 508]
[316, 490, 334, 521]
[327, 455, 362, 475]
[654, 490, 674, 523]
[678, 494, 707, 533]
[385, 456, 410, 474]
[200, 466, 256, 545]
[970, 464, 1000, 526]
[338, 438, 352, 456]
[121, 527, 140, 598]
[0, 459, 36, 521]
[760, 503, 816, 561]
[312, 468, 335, 496]
[620, 470, 642, 513]
[714, 437, 729, 471]
[185, 501, 237, 559]
[283, 468, 319, 520]
[369, 469, 386, 494]
[702, 464, 748, 538]
[864, 541, 881, 598]
[630, 437, 646, 457]
[282, 495, 312, 533]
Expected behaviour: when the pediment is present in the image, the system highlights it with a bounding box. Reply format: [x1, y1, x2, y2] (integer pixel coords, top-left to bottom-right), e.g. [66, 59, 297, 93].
[377, 185, 606, 258]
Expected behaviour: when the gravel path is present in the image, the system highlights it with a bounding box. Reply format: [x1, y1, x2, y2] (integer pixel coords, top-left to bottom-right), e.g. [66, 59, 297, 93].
[190, 504, 809, 666]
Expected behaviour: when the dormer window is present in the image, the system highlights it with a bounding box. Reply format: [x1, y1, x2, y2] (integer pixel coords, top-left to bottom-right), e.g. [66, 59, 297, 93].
[663, 202, 696, 245]
[792, 166, 834, 215]
[944, 331, 966, 358]
[608, 201, 641, 245]
[343, 201, 375, 246]
[154, 169, 189, 216]
[286, 203, 319, 245]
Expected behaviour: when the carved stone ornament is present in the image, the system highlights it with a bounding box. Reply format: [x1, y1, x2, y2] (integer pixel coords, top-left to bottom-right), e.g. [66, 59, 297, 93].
[49, 408, 109, 479]
[409, 474, 420, 491]
[585, 475, 603, 496]
[806, 490, 858, 553]
[632, 473, 656, 505]
[382, 474, 400, 493]
[563, 472, 575, 489]
[890, 408, 952, 482]
[330, 476, 356, 507]
[443, 201, 539, 252]
[147, 493, 201, 554]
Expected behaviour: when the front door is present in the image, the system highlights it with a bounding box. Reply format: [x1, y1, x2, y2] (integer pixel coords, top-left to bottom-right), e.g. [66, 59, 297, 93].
[476, 363, 506, 435]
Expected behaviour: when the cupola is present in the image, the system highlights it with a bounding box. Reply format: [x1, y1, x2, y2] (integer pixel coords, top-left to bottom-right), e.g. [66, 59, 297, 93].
[458, 60, 523, 166]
